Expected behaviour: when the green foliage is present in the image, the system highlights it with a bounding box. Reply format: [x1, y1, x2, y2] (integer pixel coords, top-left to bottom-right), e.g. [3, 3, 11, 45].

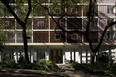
[72, 62, 93, 73]
[16, 63, 40, 69]
[0, 60, 16, 68]
[96, 52, 112, 69]
[36, 59, 58, 71]
[0, 31, 6, 51]
[0, 59, 58, 71]
[72, 62, 116, 76]
[110, 65, 116, 75]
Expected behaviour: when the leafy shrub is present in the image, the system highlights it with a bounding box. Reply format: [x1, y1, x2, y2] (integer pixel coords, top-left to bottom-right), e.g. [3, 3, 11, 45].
[16, 63, 40, 69]
[0, 60, 16, 68]
[0, 59, 58, 71]
[72, 62, 116, 76]
[72, 62, 93, 73]
[18, 55, 26, 63]
[96, 52, 113, 69]
[36, 59, 58, 71]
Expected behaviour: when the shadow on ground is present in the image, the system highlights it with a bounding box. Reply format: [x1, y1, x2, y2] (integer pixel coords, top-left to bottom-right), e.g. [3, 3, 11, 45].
[0, 64, 115, 77]
[0, 68, 65, 77]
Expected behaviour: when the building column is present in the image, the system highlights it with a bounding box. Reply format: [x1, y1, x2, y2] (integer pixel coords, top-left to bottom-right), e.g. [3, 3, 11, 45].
[45, 50, 49, 60]
[63, 49, 65, 64]
[74, 49, 76, 62]
[0, 51, 1, 61]
[28, 51, 31, 61]
[31, 50, 34, 63]
[47, 47, 50, 60]
[11, 49, 14, 60]
[37, 50, 39, 61]
[80, 50, 82, 64]
[109, 47, 112, 64]
[14, 50, 18, 63]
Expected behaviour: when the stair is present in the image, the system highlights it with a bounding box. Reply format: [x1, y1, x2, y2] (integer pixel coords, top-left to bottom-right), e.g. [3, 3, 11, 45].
[57, 64, 74, 72]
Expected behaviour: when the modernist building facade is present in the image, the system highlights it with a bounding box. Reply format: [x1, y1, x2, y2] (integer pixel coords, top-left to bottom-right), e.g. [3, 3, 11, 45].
[0, 0, 116, 64]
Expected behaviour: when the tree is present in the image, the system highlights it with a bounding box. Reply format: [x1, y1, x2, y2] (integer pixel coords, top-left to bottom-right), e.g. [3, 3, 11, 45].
[0, 33, 5, 52]
[0, 0, 32, 63]
[36, 0, 116, 64]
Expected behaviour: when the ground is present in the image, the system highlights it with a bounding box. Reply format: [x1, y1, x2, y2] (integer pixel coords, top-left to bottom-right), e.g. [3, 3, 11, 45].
[0, 64, 115, 77]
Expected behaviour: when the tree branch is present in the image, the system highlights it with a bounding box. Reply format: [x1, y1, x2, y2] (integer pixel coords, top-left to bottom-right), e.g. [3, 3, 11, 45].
[36, 0, 85, 35]
[0, 0, 25, 27]
[24, 0, 32, 27]
[95, 21, 116, 52]
[85, 0, 97, 51]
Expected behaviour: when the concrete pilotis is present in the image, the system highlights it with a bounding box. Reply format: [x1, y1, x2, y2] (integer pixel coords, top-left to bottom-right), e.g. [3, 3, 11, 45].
[31, 50, 34, 63]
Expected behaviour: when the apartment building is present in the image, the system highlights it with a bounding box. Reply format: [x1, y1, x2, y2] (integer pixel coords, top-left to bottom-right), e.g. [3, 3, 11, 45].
[0, 0, 116, 64]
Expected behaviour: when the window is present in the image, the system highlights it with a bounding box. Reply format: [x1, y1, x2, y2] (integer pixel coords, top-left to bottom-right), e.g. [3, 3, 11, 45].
[16, 7, 26, 16]
[37, 21, 44, 26]
[9, 0, 15, 3]
[107, 31, 115, 40]
[55, 34, 61, 40]
[4, 21, 9, 26]
[107, 6, 113, 14]
[71, 34, 78, 40]
[5, 32, 9, 39]
[71, 8, 77, 14]
[53, 0, 60, 3]
[55, 8, 61, 14]
[0, 9, 3, 15]
[54, 21, 61, 26]
[90, 19, 98, 26]
[4, 10, 11, 16]
[107, 18, 114, 25]
[5, 32, 15, 40]
[17, 32, 23, 40]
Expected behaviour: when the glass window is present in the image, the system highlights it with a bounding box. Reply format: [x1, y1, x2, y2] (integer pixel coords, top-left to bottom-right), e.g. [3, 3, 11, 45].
[71, 8, 77, 14]
[4, 32, 15, 40]
[54, 21, 61, 26]
[17, 32, 22, 40]
[107, 6, 113, 14]
[90, 19, 98, 26]
[71, 34, 78, 40]
[4, 21, 9, 26]
[52, 0, 60, 3]
[107, 18, 114, 25]
[107, 31, 115, 40]
[37, 21, 44, 26]
[55, 34, 61, 40]
[55, 8, 61, 14]
[9, 0, 15, 3]
[16, 7, 26, 16]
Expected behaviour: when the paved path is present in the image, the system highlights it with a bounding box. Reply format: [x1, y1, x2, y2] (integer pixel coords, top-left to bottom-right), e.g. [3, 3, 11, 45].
[0, 64, 115, 77]
[57, 64, 116, 77]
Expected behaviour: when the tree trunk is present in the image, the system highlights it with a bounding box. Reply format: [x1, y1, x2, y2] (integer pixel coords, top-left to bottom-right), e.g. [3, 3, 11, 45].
[90, 52, 96, 65]
[23, 28, 30, 63]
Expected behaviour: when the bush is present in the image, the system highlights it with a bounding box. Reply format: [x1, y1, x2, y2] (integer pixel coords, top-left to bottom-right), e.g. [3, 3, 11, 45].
[72, 62, 93, 73]
[16, 63, 40, 69]
[36, 59, 58, 71]
[72, 62, 116, 76]
[0, 60, 16, 68]
[96, 52, 111, 69]
[0, 59, 58, 71]
[18, 55, 26, 63]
